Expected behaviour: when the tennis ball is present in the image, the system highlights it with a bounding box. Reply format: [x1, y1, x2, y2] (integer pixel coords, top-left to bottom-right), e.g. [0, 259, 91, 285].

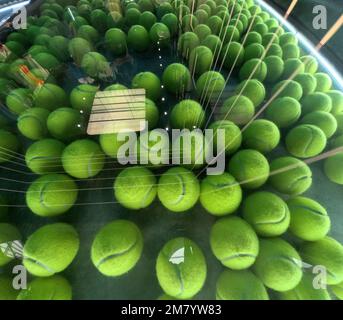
[300, 111, 337, 138]
[0, 130, 19, 163]
[139, 11, 157, 31]
[253, 238, 302, 292]
[6, 88, 33, 115]
[293, 73, 317, 96]
[177, 32, 200, 59]
[251, 23, 268, 36]
[33, 84, 68, 111]
[104, 83, 127, 91]
[220, 42, 245, 69]
[286, 124, 327, 158]
[208, 120, 242, 155]
[48, 36, 70, 62]
[327, 90, 343, 116]
[156, 2, 174, 18]
[125, 8, 141, 27]
[221, 25, 240, 44]
[282, 43, 300, 60]
[107, 11, 125, 29]
[271, 79, 303, 100]
[239, 58, 267, 81]
[207, 16, 222, 35]
[314, 72, 332, 92]
[90, 9, 107, 33]
[127, 25, 150, 52]
[68, 37, 92, 65]
[202, 34, 222, 58]
[200, 173, 242, 216]
[161, 13, 178, 37]
[198, 3, 211, 15]
[157, 167, 200, 212]
[17, 108, 49, 140]
[331, 281, 343, 300]
[242, 119, 280, 153]
[81, 52, 111, 80]
[156, 237, 206, 299]
[210, 216, 259, 269]
[216, 269, 269, 300]
[279, 32, 298, 46]
[62, 139, 105, 179]
[243, 43, 264, 61]
[33, 34, 51, 47]
[195, 9, 208, 24]
[300, 236, 343, 285]
[189, 45, 213, 75]
[300, 55, 318, 74]
[242, 191, 290, 237]
[324, 153, 343, 185]
[25, 139, 65, 175]
[234, 79, 265, 108]
[70, 84, 98, 114]
[91, 220, 143, 277]
[244, 31, 262, 46]
[0, 276, 17, 300]
[105, 28, 127, 56]
[261, 32, 279, 47]
[99, 132, 128, 158]
[269, 156, 312, 195]
[194, 24, 211, 42]
[149, 22, 171, 47]
[220, 95, 255, 125]
[138, 0, 154, 11]
[331, 135, 343, 149]
[0, 223, 21, 266]
[170, 99, 205, 129]
[301, 92, 333, 114]
[181, 14, 198, 32]
[17, 275, 72, 300]
[23, 223, 79, 277]
[47, 107, 85, 141]
[266, 43, 283, 58]
[287, 196, 330, 241]
[266, 17, 279, 29]
[162, 63, 191, 95]
[264, 55, 284, 84]
[196, 71, 225, 102]
[282, 58, 305, 79]
[145, 98, 159, 128]
[132, 71, 161, 101]
[32, 52, 60, 74]
[114, 166, 157, 209]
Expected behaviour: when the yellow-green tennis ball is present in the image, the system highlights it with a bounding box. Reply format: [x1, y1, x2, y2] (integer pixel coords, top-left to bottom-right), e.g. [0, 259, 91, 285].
[264, 55, 284, 84]
[105, 28, 127, 55]
[138, 0, 154, 12]
[221, 25, 240, 44]
[132, 71, 161, 101]
[162, 63, 191, 95]
[194, 24, 211, 42]
[145, 98, 159, 128]
[33, 84, 68, 111]
[6, 88, 33, 115]
[324, 153, 343, 185]
[271, 79, 303, 100]
[68, 37, 93, 65]
[200, 173, 242, 216]
[279, 272, 331, 300]
[0, 129, 19, 163]
[242, 191, 290, 237]
[0, 223, 21, 266]
[114, 166, 157, 209]
[170, 99, 205, 129]
[242, 119, 280, 153]
[301, 111, 337, 138]
[269, 156, 312, 195]
[149, 22, 171, 47]
[207, 15, 222, 35]
[327, 90, 343, 116]
[196, 70, 225, 102]
[107, 11, 125, 29]
[239, 58, 267, 81]
[26, 173, 78, 216]
[216, 269, 269, 300]
[156, 237, 206, 299]
[279, 32, 298, 47]
[243, 43, 264, 61]
[198, 3, 211, 15]
[125, 8, 141, 27]
[253, 238, 302, 292]
[0, 276, 17, 300]
[244, 31, 262, 46]
[195, 9, 208, 24]
[91, 220, 143, 277]
[331, 281, 343, 300]
[210, 216, 259, 269]
[251, 22, 268, 36]
[17, 108, 50, 140]
[234, 79, 265, 108]
[220, 95, 255, 125]
[181, 14, 198, 32]
[300, 236, 343, 285]
[286, 124, 327, 158]
[266, 17, 279, 29]
[220, 42, 245, 69]
[25, 139, 65, 175]
[202, 34, 222, 58]
[104, 83, 127, 91]
[282, 43, 300, 60]
[266, 43, 283, 58]
[282, 58, 305, 79]
[81, 51, 111, 80]
[161, 13, 178, 37]
[208, 120, 242, 155]
[48, 35, 70, 62]
[127, 25, 150, 52]
[314, 72, 332, 92]
[32, 52, 60, 74]
[70, 84, 98, 114]
[139, 11, 157, 31]
[300, 55, 318, 74]
[90, 9, 108, 33]
[47, 107, 85, 141]
[228, 149, 270, 189]
[17, 275, 72, 300]
[157, 2, 174, 18]
[287, 196, 330, 241]
[294, 73, 317, 96]
[177, 32, 200, 59]
[23, 223, 79, 277]
[34, 34, 51, 46]
[158, 167, 200, 212]
[261, 32, 279, 47]
[62, 139, 105, 179]
[189, 45, 213, 75]
[99, 133, 127, 158]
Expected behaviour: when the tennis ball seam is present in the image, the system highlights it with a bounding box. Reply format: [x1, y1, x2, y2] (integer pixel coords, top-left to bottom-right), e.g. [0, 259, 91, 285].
[288, 175, 311, 192]
[289, 204, 326, 216]
[254, 205, 288, 225]
[23, 255, 55, 274]
[171, 174, 186, 205]
[141, 185, 155, 209]
[221, 252, 257, 264]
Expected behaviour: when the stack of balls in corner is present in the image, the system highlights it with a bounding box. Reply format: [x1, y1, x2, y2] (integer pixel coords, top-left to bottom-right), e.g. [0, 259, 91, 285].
[0, 0, 342, 301]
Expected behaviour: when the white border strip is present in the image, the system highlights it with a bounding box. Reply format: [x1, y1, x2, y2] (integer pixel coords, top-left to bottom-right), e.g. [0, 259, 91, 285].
[256, 0, 343, 90]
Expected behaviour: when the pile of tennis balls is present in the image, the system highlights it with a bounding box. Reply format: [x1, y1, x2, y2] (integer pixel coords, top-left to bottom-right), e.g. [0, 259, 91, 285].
[1, 0, 343, 301]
